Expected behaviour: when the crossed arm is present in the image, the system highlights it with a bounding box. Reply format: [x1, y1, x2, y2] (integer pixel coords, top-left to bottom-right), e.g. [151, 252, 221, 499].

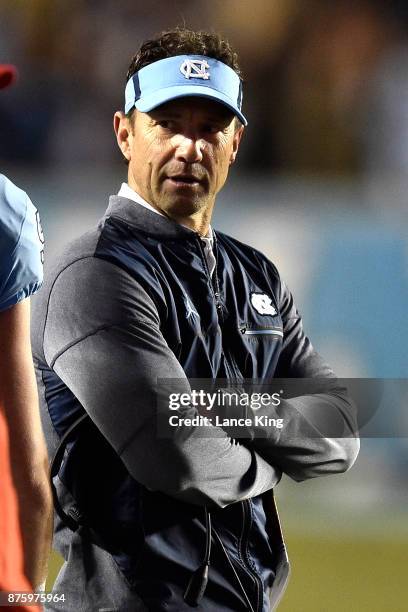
[43, 257, 358, 509]
[219, 277, 360, 480]
[0, 299, 53, 588]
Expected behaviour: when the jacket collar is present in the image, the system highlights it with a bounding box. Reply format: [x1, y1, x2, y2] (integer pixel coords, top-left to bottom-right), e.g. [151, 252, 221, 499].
[105, 195, 204, 241]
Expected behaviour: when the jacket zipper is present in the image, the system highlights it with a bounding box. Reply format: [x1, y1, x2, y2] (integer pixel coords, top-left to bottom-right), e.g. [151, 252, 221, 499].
[240, 499, 262, 611]
[195, 234, 223, 316]
[196, 235, 262, 607]
[240, 326, 283, 338]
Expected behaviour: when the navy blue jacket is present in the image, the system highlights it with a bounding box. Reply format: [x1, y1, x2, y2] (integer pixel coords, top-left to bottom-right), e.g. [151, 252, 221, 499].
[32, 196, 359, 611]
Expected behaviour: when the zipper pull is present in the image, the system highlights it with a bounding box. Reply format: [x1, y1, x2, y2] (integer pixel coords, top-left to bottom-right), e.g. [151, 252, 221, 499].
[184, 563, 209, 606]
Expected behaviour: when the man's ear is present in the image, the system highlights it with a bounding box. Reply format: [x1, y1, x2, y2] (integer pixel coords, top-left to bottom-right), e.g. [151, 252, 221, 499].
[230, 125, 244, 165]
[113, 111, 132, 162]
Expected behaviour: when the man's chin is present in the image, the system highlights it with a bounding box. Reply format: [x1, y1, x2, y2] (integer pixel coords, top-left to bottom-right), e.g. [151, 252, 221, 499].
[159, 192, 208, 219]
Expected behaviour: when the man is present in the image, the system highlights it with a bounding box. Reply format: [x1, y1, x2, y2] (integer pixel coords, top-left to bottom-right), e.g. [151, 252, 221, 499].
[0, 64, 52, 604]
[32, 28, 359, 611]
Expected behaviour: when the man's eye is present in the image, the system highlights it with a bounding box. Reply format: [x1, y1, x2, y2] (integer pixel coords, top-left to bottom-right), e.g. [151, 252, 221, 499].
[203, 124, 220, 134]
[157, 120, 174, 129]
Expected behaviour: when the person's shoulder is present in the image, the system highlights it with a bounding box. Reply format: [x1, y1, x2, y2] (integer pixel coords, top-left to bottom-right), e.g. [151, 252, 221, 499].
[0, 174, 30, 251]
[0, 173, 44, 256]
[31, 224, 107, 339]
[43, 224, 104, 284]
[40, 213, 134, 297]
[0, 175, 45, 311]
[215, 230, 281, 280]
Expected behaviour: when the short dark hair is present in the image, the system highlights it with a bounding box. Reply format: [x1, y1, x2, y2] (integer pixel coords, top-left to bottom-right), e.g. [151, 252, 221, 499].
[126, 27, 242, 84]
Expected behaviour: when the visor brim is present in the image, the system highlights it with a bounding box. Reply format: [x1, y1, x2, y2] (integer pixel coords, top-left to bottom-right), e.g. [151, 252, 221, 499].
[135, 85, 247, 126]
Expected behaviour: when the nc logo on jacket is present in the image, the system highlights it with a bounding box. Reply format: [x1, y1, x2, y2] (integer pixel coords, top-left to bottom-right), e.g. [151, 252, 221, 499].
[250, 292, 277, 316]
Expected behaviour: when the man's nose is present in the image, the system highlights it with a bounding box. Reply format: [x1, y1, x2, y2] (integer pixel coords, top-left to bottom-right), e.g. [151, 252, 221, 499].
[174, 135, 205, 163]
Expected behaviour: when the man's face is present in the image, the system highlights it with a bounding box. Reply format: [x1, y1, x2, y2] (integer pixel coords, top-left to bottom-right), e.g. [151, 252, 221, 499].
[114, 97, 244, 225]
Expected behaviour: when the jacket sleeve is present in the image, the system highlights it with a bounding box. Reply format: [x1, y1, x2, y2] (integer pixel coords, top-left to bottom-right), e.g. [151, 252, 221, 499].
[43, 256, 281, 508]
[228, 277, 359, 481]
[0, 177, 44, 311]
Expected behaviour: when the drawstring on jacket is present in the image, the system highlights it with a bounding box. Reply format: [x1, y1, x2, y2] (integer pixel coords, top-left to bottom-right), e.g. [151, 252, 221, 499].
[183, 506, 256, 611]
[183, 506, 212, 606]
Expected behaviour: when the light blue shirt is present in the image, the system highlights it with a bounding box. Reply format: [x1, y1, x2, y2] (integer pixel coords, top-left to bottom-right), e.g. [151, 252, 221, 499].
[0, 174, 44, 312]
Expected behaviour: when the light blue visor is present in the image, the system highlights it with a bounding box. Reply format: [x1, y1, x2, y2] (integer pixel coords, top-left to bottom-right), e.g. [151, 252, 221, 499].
[124, 54, 247, 126]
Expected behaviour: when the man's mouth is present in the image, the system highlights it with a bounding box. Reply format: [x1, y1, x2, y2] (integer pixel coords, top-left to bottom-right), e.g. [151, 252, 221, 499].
[166, 174, 202, 187]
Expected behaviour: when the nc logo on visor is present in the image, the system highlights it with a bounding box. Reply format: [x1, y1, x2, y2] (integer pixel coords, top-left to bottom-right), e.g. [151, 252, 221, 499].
[180, 59, 210, 80]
